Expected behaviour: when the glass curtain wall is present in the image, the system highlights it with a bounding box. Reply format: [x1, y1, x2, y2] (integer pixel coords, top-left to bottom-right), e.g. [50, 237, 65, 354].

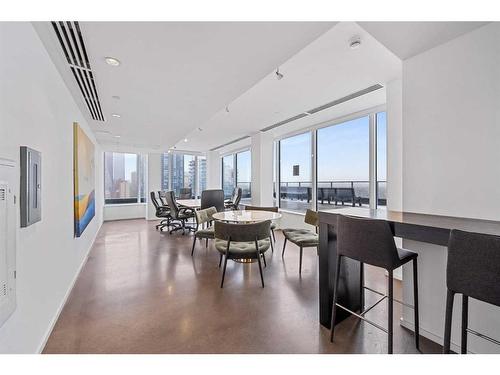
[222, 154, 235, 199]
[104, 152, 146, 204]
[236, 150, 251, 203]
[279, 132, 312, 212]
[316, 116, 370, 210]
[161, 153, 205, 198]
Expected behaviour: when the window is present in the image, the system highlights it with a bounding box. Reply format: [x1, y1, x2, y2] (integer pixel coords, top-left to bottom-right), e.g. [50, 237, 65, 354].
[274, 108, 387, 213]
[104, 152, 146, 204]
[236, 150, 251, 203]
[221, 150, 252, 201]
[317, 116, 370, 210]
[376, 112, 387, 207]
[222, 154, 235, 199]
[161, 153, 204, 198]
[279, 132, 312, 212]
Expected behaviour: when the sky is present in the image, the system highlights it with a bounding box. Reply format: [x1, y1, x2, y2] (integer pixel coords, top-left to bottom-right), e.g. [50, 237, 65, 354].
[280, 113, 387, 183]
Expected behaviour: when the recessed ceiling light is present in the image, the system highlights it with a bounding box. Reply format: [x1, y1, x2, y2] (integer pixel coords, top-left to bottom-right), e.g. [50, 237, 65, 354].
[349, 37, 361, 49]
[114, 135, 121, 138]
[184, 138, 188, 143]
[111, 113, 121, 118]
[105, 57, 121, 66]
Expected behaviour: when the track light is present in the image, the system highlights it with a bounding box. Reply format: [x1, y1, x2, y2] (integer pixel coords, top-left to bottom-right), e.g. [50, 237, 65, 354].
[275, 68, 284, 80]
[225, 105, 230, 113]
[349, 36, 362, 49]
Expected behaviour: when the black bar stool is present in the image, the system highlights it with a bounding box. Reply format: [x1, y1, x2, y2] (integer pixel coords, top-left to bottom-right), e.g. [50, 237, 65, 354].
[330, 215, 420, 354]
[443, 229, 500, 354]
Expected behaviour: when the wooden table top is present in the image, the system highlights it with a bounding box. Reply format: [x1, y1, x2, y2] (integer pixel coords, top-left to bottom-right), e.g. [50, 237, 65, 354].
[212, 210, 282, 223]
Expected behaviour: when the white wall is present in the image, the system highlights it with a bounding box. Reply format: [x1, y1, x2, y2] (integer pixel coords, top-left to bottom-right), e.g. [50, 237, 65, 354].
[103, 204, 146, 221]
[0, 22, 103, 353]
[147, 153, 162, 220]
[206, 151, 221, 189]
[386, 79, 403, 211]
[402, 23, 500, 221]
[250, 132, 274, 207]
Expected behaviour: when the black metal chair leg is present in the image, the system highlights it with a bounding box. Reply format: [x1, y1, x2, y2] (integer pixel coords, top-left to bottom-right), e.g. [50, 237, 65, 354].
[256, 247, 265, 288]
[330, 255, 342, 342]
[282, 238, 287, 257]
[262, 253, 267, 267]
[206, 238, 208, 248]
[413, 259, 420, 351]
[461, 295, 469, 354]
[299, 247, 303, 274]
[443, 289, 455, 354]
[270, 234, 274, 253]
[218, 253, 223, 268]
[388, 270, 394, 354]
[220, 255, 229, 288]
[271, 229, 276, 242]
[191, 236, 197, 256]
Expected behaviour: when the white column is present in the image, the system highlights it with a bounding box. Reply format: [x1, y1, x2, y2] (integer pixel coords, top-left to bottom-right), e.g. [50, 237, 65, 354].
[386, 78, 403, 212]
[251, 132, 274, 206]
[146, 153, 162, 220]
[206, 150, 221, 189]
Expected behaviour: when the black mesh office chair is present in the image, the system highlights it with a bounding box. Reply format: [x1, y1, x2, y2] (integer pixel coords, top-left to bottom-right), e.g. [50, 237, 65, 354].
[443, 229, 500, 354]
[164, 191, 195, 234]
[201, 189, 225, 212]
[158, 191, 167, 206]
[330, 215, 420, 354]
[224, 187, 242, 210]
[150, 191, 171, 231]
[178, 188, 192, 199]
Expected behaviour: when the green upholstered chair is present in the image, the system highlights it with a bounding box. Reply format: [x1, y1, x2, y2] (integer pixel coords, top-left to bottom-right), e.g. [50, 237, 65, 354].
[282, 209, 319, 274]
[214, 220, 271, 288]
[244, 205, 278, 252]
[191, 206, 217, 256]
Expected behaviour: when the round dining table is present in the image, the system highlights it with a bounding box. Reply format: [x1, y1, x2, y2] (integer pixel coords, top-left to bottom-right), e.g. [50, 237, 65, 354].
[212, 210, 282, 223]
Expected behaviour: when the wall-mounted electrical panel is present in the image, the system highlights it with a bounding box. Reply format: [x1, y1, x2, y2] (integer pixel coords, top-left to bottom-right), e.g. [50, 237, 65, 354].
[0, 157, 17, 328]
[20, 146, 41, 227]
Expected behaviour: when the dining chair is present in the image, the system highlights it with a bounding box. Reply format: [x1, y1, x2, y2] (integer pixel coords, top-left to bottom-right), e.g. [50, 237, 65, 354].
[191, 206, 217, 256]
[244, 205, 278, 252]
[214, 220, 271, 288]
[282, 209, 319, 274]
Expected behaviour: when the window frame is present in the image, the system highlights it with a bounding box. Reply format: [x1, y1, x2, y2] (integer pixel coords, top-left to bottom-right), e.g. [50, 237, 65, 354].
[274, 105, 387, 213]
[220, 147, 252, 200]
[103, 151, 147, 205]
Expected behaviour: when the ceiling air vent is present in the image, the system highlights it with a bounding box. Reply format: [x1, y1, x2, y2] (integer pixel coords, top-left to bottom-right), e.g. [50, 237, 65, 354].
[0, 188, 5, 201]
[260, 84, 383, 132]
[210, 136, 251, 152]
[51, 21, 105, 121]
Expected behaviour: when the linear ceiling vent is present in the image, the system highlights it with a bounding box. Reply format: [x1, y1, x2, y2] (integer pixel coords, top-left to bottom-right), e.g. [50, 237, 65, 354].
[210, 136, 250, 152]
[51, 21, 105, 121]
[260, 84, 383, 132]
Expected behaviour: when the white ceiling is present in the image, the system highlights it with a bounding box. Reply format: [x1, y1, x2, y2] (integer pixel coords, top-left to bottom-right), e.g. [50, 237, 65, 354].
[35, 21, 490, 154]
[358, 22, 488, 60]
[179, 22, 401, 152]
[35, 22, 334, 150]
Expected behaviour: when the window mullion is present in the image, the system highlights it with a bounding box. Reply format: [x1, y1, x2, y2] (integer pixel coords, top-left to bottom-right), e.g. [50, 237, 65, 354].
[369, 113, 377, 209]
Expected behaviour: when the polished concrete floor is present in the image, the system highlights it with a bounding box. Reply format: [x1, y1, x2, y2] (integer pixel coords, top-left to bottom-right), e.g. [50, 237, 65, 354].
[43, 219, 441, 354]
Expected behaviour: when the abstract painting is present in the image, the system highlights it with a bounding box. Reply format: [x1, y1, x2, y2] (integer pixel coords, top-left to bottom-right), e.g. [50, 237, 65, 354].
[73, 122, 95, 237]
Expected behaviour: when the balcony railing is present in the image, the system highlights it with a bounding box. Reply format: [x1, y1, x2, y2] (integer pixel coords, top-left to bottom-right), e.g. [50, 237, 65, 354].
[276, 180, 386, 207]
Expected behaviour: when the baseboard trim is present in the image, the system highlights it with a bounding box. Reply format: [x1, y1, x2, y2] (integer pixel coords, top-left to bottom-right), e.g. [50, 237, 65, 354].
[36, 219, 103, 354]
[400, 318, 474, 354]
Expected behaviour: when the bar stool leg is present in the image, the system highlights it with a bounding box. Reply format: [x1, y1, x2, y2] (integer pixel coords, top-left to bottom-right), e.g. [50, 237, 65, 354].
[413, 259, 420, 351]
[330, 255, 342, 342]
[360, 262, 365, 312]
[388, 270, 394, 354]
[461, 295, 469, 354]
[443, 289, 455, 353]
